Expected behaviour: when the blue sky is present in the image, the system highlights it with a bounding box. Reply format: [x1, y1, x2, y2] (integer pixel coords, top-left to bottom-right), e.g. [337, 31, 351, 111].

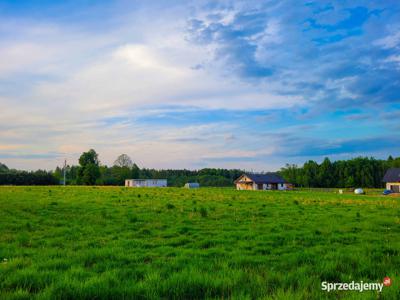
[0, 0, 399, 171]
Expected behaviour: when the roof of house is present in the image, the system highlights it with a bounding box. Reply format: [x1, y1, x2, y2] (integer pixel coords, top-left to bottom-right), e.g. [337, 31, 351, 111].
[235, 173, 286, 184]
[383, 168, 400, 182]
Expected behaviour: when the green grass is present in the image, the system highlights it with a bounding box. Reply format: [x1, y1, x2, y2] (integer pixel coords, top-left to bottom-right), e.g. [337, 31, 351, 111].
[0, 186, 399, 299]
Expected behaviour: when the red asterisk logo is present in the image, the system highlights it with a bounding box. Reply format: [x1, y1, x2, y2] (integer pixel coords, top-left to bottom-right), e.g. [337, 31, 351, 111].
[383, 277, 392, 287]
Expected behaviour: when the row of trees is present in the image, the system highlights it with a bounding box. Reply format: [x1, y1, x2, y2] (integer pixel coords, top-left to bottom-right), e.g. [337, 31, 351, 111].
[279, 156, 400, 188]
[0, 169, 58, 185]
[52, 152, 140, 185]
[52, 150, 242, 187]
[1, 149, 399, 187]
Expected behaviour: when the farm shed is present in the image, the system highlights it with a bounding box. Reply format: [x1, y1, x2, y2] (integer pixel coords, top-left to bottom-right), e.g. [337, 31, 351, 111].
[184, 182, 200, 188]
[383, 168, 400, 193]
[234, 173, 290, 191]
[125, 179, 167, 188]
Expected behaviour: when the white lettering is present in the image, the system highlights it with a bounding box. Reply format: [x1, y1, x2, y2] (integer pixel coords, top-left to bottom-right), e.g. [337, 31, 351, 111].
[321, 280, 386, 293]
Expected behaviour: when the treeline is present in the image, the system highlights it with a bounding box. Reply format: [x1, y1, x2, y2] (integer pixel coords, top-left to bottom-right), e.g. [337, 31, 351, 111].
[54, 167, 242, 187]
[0, 153, 242, 187]
[279, 156, 400, 188]
[0, 163, 58, 185]
[53, 151, 243, 187]
[124, 168, 242, 187]
[1, 150, 399, 187]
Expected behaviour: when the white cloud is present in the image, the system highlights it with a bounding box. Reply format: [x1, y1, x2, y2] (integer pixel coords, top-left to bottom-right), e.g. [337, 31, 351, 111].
[374, 30, 400, 49]
[0, 5, 312, 171]
[2, 1, 396, 171]
[383, 54, 400, 69]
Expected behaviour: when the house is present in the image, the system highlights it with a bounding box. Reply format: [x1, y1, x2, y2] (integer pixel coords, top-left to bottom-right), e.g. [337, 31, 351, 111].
[383, 168, 400, 192]
[125, 179, 167, 187]
[234, 173, 290, 191]
[184, 182, 200, 189]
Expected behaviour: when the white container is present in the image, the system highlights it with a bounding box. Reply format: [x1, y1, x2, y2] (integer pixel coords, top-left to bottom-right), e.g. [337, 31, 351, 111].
[354, 188, 364, 194]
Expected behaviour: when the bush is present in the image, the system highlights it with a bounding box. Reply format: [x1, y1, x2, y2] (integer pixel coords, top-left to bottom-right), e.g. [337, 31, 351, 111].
[199, 207, 208, 218]
[129, 215, 139, 223]
[166, 203, 175, 209]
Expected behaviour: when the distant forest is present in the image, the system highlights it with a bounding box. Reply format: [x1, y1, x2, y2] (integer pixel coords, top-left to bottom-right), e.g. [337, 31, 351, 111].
[0, 151, 399, 188]
[279, 156, 400, 188]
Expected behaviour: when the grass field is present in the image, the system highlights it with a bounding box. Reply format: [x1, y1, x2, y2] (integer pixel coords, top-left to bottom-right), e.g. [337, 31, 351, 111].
[0, 186, 399, 299]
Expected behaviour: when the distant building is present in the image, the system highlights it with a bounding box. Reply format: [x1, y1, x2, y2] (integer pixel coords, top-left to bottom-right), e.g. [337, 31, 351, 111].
[234, 173, 291, 191]
[383, 168, 400, 192]
[184, 182, 200, 189]
[125, 179, 167, 188]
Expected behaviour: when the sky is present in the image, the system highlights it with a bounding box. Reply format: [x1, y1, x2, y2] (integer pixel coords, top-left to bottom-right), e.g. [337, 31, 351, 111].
[0, 0, 399, 171]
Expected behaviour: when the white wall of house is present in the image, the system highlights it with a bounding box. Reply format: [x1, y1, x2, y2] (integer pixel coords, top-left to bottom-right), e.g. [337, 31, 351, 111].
[266, 183, 288, 190]
[125, 179, 167, 187]
[184, 183, 200, 188]
[252, 183, 286, 190]
[386, 182, 400, 192]
[237, 181, 290, 191]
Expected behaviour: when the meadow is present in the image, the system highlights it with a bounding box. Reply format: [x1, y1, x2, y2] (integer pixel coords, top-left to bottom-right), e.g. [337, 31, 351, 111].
[0, 186, 399, 299]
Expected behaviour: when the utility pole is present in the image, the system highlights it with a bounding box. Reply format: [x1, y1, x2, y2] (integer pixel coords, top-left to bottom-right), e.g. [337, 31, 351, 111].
[63, 159, 67, 186]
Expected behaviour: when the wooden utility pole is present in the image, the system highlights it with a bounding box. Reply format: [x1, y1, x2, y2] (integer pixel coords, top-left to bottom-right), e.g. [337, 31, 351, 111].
[63, 159, 67, 186]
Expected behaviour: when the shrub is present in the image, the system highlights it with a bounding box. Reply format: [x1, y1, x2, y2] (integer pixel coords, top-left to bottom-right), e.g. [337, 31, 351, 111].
[129, 215, 138, 223]
[166, 203, 175, 209]
[200, 207, 208, 218]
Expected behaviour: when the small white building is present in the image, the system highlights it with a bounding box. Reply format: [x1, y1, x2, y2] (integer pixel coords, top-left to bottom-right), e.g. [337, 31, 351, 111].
[125, 179, 167, 187]
[184, 182, 200, 188]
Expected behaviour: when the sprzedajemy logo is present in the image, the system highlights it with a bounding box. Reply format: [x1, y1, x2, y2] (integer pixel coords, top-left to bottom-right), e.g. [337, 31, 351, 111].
[321, 277, 392, 293]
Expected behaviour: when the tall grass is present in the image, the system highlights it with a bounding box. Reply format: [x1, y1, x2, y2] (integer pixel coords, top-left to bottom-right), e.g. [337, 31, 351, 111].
[0, 187, 399, 299]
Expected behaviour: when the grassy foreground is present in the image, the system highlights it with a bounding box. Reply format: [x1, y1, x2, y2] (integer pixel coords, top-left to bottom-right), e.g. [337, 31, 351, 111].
[0, 186, 399, 299]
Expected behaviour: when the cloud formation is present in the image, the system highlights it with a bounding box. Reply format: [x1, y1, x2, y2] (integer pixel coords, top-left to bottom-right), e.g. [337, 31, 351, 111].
[0, 0, 399, 171]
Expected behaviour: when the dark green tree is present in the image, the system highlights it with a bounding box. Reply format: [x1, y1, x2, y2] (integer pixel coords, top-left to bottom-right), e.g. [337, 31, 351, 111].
[0, 162, 9, 173]
[111, 166, 131, 185]
[77, 149, 100, 185]
[345, 176, 355, 188]
[131, 163, 140, 179]
[303, 160, 319, 187]
[318, 157, 334, 187]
